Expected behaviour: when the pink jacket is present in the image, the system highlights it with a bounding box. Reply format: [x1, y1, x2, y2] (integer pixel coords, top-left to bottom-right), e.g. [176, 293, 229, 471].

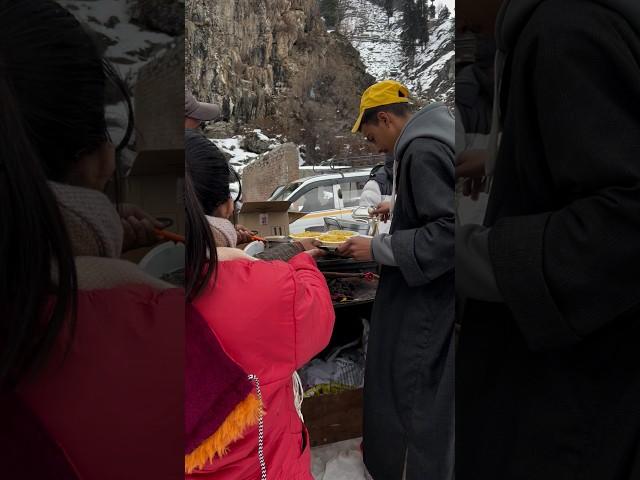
[190, 253, 335, 480]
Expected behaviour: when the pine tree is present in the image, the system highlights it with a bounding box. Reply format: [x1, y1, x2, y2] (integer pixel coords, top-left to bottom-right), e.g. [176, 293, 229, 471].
[400, 1, 417, 57]
[438, 5, 451, 20]
[384, 0, 394, 18]
[320, 0, 340, 29]
[417, 0, 430, 48]
[428, 0, 437, 19]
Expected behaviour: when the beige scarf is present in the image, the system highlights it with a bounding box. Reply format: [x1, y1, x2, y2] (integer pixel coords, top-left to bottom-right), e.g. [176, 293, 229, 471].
[49, 182, 170, 290]
[49, 182, 123, 258]
[206, 216, 238, 248]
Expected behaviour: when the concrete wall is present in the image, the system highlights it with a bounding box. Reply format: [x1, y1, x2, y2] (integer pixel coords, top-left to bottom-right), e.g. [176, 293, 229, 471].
[126, 41, 185, 235]
[242, 143, 300, 201]
[134, 40, 184, 153]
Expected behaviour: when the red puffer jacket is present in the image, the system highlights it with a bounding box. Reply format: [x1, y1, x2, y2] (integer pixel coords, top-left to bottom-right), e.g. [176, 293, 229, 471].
[190, 252, 335, 480]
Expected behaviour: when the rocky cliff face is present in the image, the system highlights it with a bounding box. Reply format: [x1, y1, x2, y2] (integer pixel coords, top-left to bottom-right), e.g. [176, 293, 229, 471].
[186, 0, 376, 162]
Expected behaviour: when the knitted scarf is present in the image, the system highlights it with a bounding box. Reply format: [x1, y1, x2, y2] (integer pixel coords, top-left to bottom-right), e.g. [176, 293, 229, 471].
[207, 216, 238, 249]
[49, 181, 123, 258]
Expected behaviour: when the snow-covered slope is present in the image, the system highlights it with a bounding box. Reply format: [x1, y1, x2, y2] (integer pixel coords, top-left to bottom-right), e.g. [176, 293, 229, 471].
[211, 137, 260, 174]
[211, 130, 283, 174]
[59, 0, 174, 82]
[339, 3, 405, 82]
[58, 0, 177, 160]
[337, 0, 454, 103]
[402, 13, 455, 103]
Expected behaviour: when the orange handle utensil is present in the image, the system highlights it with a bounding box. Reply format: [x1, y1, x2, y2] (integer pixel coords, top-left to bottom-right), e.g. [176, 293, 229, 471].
[250, 235, 267, 242]
[154, 228, 185, 244]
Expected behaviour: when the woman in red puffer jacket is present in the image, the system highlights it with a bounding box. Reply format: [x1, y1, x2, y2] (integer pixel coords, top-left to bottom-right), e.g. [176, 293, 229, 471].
[0, 2, 185, 478]
[184, 130, 335, 480]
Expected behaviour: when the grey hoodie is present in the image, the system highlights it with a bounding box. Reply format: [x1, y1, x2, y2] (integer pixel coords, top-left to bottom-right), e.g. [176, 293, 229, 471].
[394, 102, 455, 163]
[371, 103, 455, 266]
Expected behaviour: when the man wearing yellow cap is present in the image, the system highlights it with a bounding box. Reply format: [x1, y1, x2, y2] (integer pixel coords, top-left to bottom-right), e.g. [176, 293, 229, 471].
[338, 80, 455, 480]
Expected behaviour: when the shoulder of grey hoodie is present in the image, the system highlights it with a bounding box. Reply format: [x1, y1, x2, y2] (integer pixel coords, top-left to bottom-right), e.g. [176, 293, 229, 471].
[394, 102, 456, 162]
[372, 105, 455, 268]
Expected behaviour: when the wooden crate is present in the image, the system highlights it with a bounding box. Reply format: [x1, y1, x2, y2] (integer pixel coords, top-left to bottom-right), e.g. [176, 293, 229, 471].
[302, 388, 363, 447]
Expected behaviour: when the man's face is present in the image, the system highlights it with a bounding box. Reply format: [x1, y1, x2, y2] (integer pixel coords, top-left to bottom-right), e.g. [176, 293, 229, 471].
[185, 116, 201, 129]
[361, 112, 402, 154]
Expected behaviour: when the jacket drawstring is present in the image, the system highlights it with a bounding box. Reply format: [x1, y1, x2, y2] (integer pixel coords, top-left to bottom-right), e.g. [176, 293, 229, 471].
[292, 371, 305, 423]
[248, 374, 267, 480]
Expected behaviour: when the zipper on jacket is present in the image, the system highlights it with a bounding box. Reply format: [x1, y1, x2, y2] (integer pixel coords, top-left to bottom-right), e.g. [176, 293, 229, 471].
[248, 374, 267, 480]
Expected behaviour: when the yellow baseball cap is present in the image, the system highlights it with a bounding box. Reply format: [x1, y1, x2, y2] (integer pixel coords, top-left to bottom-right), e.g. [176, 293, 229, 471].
[351, 80, 411, 133]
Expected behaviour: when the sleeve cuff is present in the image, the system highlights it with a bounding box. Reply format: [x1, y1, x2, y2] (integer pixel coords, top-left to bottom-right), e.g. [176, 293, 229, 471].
[371, 233, 398, 267]
[489, 213, 581, 350]
[391, 229, 429, 286]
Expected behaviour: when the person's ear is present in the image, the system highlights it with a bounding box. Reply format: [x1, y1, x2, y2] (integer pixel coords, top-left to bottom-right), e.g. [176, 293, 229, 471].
[378, 111, 392, 128]
[68, 141, 115, 191]
[216, 198, 235, 219]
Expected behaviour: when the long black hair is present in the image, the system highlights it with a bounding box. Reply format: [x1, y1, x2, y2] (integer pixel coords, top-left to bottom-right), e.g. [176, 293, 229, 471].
[185, 130, 233, 302]
[0, 0, 133, 389]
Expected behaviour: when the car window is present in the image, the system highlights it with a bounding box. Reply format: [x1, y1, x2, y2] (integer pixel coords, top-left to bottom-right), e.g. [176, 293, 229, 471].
[340, 179, 368, 207]
[271, 181, 302, 201]
[269, 185, 285, 199]
[291, 185, 335, 213]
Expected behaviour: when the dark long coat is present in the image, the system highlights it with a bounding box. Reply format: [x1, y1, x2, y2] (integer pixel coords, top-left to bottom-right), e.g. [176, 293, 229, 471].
[363, 125, 455, 479]
[458, 1, 640, 479]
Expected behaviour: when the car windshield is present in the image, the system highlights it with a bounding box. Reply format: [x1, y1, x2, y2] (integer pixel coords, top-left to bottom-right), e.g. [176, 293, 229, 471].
[270, 181, 302, 201]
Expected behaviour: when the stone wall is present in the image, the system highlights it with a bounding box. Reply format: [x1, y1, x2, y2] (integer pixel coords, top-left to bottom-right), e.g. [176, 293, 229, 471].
[242, 143, 300, 201]
[134, 40, 185, 153]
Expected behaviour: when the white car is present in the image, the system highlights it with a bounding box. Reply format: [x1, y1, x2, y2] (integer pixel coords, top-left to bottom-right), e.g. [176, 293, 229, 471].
[269, 170, 372, 234]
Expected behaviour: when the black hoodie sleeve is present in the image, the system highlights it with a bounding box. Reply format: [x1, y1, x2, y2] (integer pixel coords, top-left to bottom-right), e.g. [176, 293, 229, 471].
[489, 9, 640, 350]
[391, 138, 455, 287]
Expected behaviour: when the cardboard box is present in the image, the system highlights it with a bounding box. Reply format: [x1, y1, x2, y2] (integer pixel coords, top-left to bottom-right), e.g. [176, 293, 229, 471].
[125, 41, 184, 235]
[238, 201, 305, 237]
[302, 388, 363, 447]
[123, 149, 185, 235]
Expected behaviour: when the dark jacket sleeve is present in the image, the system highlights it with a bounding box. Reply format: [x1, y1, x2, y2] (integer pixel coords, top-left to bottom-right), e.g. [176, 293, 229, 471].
[254, 242, 304, 261]
[391, 139, 455, 287]
[489, 13, 640, 350]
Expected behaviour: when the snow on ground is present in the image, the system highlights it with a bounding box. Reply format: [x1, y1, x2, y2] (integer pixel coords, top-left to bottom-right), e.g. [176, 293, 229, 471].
[211, 129, 285, 173]
[212, 130, 357, 178]
[312, 438, 369, 480]
[211, 137, 260, 173]
[253, 129, 271, 142]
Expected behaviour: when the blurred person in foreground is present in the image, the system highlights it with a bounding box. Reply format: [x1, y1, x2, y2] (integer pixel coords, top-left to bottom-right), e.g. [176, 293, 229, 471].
[0, 1, 183, 478]
[339, 80, 455, 480]
[455, 38, 496, 224]
[456, 1, 640, 479]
